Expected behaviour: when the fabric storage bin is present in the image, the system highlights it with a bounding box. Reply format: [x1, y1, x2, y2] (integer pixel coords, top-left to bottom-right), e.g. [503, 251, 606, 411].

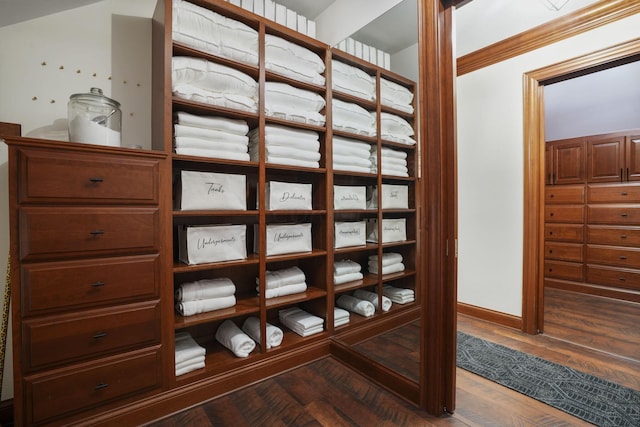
[368, 184, 409, 209]
[334, 185, 367, 210]
[334, 221, 366, 248]
[259, 223, 312, 256]
[179, 224, 247, 265]
[264, 181, 312, 210]
[176, 170, 246, 210]
[366, 218, 407, 243]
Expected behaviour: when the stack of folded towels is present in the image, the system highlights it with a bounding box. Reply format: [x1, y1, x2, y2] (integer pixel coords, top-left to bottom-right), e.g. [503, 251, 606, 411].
[175, 331, 206, 376]
[175, 277, 237, 316]
[336, 294, 375, 317]
[370, 147, 409, 177]
[379, 112, 416, 146]
[279, 307, 324, 337]
[249, 124, 321, 168]
[173, 111, 250, 161]
[264, 82, 326, 126]
[334, 259, 363, 285]
[380, 78, 414, 114]
[332, 99, 376, 137]
[215, 319, 256, 358]
[353, 289, 392, 312]
[368, 253, 405, 275]
[331, 60, 376, 101]
[334, 307, 350, 327]
[332, 136, 373, 174]
[383, 285, 416, 304]
[256, 266, 308, 299]
[241, 316, 284, 349]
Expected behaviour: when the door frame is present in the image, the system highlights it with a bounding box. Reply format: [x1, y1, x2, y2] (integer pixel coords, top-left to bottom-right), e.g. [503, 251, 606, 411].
[521, 37, 640, 334]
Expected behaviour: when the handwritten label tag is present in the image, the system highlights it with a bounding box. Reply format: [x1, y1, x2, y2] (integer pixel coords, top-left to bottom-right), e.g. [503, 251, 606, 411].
[267, 181, 312, 210]
[366, 218, 406, 243]
[178, 171, 246, 211]
[179, 224, 247, 265]
[261, 223, 312, 255]
[335, 221, 366, 248]
[334, 185, 366, 210]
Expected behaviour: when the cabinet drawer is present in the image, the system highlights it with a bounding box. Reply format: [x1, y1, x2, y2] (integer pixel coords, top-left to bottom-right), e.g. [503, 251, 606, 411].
[586, 245, 640, 268]
[586, 264, 640, 291]
[19, 207, 159, 261]
[587, 225, 640, 247]
[24, 302, 160, 371]
[587, 183, 640, 203]
[544, 242, 583, 262]
[19, 148, 160, 204]
[587, 205, 640, 225]
[544, 205, 584, 223]
[544, 260, 584, 281]
[545, 185, 585, 204]
[544, 224, 584, 242]
[21, 255, 160, 316]
[27, 347, 161, 425]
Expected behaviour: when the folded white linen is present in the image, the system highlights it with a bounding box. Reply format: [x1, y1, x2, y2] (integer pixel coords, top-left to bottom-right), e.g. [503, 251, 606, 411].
[335, 317, 350, 327]
[173, 84, 258, 113]
[175, 278, 236, 302]
[381, 133, 417, 146]
[174, 124, 249, 144]
[381, 167, 409, 177]
[368, 262, 405, 275]
[253, 125, 320, 142]
[333, 272, 364, 285]
[279, 307, 324, 337]
[333, 156, 371, 169]
[336, 295, 375, 317]
[333, 145, 371, 160]
[265, 82, 325, 112]
[379, 112, 414, 136]
[372, 156, 407, 167]
[175, 111, 249, 135]
[260, 266, 306, 289]
[172, 57, 258, 99]
[174, 146, 251, 161]
[332, 99, 376, 136]
[331, 60, 376, 101]
[380, 147, 408, 160]
[175, 357, 205, 376]
[353, 289, 392, 312]
[388, 295, 415, 304]
[334, 307, 350, 327]
[175, 331, 206, 365]
[175, 295, 236, 316]
[249, 134, 320, 152]
[265, 34, 325, 85]
[261, 155, 320, 169]
[175, 355, 205, 372]
[241, 316, 284, 349]
[265, 110, 326, 127]
[333, 164, 373, 174]
[288, 324, 324, 337]
[382, 285, 415, 304]
[215, 319, 256, 358]
[175, 136, 248, 153]
[260, 282, 308, 299]
[334, 259, 362, 275]
[250, 144, 320, 162]
[369, 253, 403, 267]
[333, 136, 373, 153]
[380, 77, 414, 106]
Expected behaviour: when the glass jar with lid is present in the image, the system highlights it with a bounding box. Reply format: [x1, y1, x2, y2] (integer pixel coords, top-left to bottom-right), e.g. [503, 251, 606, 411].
[68, 87, 122, 147]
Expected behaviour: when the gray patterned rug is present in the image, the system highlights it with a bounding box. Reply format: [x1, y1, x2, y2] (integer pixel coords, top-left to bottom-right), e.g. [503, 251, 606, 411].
[457, 331, 640, 426]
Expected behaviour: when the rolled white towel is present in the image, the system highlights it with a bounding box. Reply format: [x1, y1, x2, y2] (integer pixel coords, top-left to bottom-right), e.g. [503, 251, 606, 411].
[368, 253, 403, 267]
[336, 294, 375, 317]
[175, 278, 236, 302]
[353, 289, 392, 312]
[368, 262, 405, 275]
[258, 266, 306, 289]
[175, 111, 249, 135]
[242, 316, 284, 349]
[260, 282, 307, 299]
[175, 295, 236, 316]
[334, 260, 362, 275]
[175, 332, 206, 365]
[334, 272, 364, 285]
[215, 319, 256, 358]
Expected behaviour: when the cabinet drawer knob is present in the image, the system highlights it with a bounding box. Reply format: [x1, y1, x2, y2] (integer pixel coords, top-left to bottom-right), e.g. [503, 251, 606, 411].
[90, 230, 104, 236]
[89, 177, 104, 183]
[94, 382, 109, 390]
[621, 213, 628, 218]
[550, 194, 555, 198]
[549, 231, 554, 235]
[549, 249, 553, 254]
[621, 235, 628, 239]
[619, 277, 626, 282]
[620, 256, 628, 260]
[91, 281, 105, 287]
[92, 332, 107, 339]
[621, 192, 628, 196]
[550, 212, 554, 217]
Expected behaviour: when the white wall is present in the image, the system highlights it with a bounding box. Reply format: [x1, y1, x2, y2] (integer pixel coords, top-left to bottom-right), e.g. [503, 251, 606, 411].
[456, 14, 640, 316]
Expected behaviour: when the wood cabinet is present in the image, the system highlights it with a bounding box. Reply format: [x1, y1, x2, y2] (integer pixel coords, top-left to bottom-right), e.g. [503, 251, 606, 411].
[546, 138, 585, 185]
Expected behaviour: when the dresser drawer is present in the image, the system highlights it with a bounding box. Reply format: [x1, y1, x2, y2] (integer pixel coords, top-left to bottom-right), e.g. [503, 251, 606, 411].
[18, 148, 160, 204]
[21, 255, 160, 316]
[545, 224, 584, 242]
[544, 205, 584, 223]
[587, 205, 640, 225]
[27, 347, 161, 425]
[19, 207, 159, 261]
[586, 245, 640, 268]
[545, 185, 585, 204]
[586, 265, 640, 291]
[587, 183, 640, 203]
[24, 302, 160, 371]
[544, 242, 583, 262]
[587, 225, 640, 247]
[544, 260, 584, 281]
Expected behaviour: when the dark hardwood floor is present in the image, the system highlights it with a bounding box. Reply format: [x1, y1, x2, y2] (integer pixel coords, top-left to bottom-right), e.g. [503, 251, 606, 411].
[148, 289, 640, 426]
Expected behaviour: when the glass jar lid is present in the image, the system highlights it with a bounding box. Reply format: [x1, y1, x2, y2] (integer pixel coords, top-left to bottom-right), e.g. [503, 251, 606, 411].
[69, 87, 121, 108]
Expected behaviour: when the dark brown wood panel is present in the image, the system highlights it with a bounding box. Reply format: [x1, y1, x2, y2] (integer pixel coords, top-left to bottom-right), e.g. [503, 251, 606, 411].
[544, 205, 584, 223]
[587, 183, 640, 203]
[544, 260, 584, 281]
[551, 139, 586, 185]
[544, 241, 583, 262]
[587, 205, 640, 225]
[586, 264, 640, 291]
[545, 184, 585, 204]
[544, 223, 584, 242]
[587, 135, 625, 183]
[587, 225, 640, 247]
[586, 244, 640, 268]
[627, 134, 640, 181]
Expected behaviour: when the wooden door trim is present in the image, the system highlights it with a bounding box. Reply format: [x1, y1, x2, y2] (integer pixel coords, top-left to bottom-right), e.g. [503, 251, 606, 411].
[522, 37, 640, 334]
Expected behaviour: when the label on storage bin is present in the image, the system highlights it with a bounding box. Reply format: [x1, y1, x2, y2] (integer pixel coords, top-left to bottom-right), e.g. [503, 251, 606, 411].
[177, 170, 246, 211]
[366, 218, 407, 243]
[334, 221, 366, 248]
[334, 185, 366, 210]
[258, 223, 312, 256]
[368, 184, 409, 209]
[179, 224, 247, 265]
[266, 181, 312, 210]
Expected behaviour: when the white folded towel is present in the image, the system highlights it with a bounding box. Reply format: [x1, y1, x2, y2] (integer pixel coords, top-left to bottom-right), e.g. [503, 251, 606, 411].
[252, 124, 320, 142]
[333, 146, 372, 160]
[259, 266, 306, 289]
[334, 307, 350, 327]
[175, 295, 236, 316]
[174, 136, 248, 153]
[174, 146, 251, 161]
[333, 164, 373, 174]
[175, 111, 249, 135]
[372, 156, 407, 167]
[368, 262, 405, 275]
[334, 260, 362, 275]
[261, 155, 320, 169]
[380, 147, 408, 160]
[241, 316, 284, 349]
[175, 278, 236, 302]
[382, 285, 415, 304]
[175, 332, 206, 365]
[260, 282, 308, 299]
[334, 272, 364, 285]
[279, 307, 324, 337]
[369, 253, 403, 267]
[333, 154, 372, 168]
[175, 357, 205, 376]
[353, 289, 392, 312]
[173, 84, 258, 113]
[174, 124, 249, 144]
[333, 136, 373, 152]
[249, 134, 320, 152]
[250, 144, 321, 162]
[215, 319, 256, 357]
[336, 294, 375, 317]
[381, 168, 409, 177]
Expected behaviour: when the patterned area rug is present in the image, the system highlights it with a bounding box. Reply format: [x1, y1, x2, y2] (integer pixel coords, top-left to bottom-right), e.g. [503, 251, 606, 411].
[457, 331, 640, 427]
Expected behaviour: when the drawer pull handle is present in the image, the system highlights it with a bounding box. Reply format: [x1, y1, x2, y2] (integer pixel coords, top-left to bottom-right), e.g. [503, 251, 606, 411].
[620, 256, 627, 260]
[621, 213, 628, 218]
[549, 231, 554, 235]
[621, 192, 628, 196]
[619, 277, 626, 282]
[90, 230, 104, 236]
[89, 177, 104, 183]
[548, 268, 553, 272]
[549, 250, 553, 254]
[550, 212, 554, 217]
[91, 281, 105, 287]
[93, 332, 107, 339]
[621, 235, 628, 239]
[550, 194, 555, 198]
[94, 382, 109, 390]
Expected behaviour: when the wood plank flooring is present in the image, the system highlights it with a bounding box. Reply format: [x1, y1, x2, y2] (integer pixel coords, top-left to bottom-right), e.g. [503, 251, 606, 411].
[148, 289, 640, 426]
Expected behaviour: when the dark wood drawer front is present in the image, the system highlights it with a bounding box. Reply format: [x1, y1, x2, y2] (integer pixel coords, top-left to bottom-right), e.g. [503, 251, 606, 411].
[588, 205, 640, 225]
[24, 302, 160, 371]
[19, 148, 159, 204]
[22, 255, 160, 316]
[544, 242, 583, 262]
[545, 224, 584, 242]
[28, 347, 161, 425]
[587, 226, 640, 247]
[544, 206, 584, 223]
[587, 184, 640, 203]
[544, 260, 584, 281]
[587, 245, 640, 268]
[586, 265, 640, 291]
[545, 185, 585, 204]
[19, 207, 159, 260]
